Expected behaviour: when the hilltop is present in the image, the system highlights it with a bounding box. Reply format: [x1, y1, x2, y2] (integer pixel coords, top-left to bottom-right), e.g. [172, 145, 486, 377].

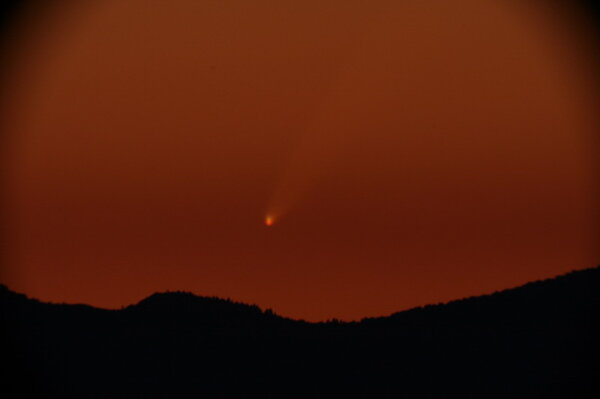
[1, 266, 599, 398]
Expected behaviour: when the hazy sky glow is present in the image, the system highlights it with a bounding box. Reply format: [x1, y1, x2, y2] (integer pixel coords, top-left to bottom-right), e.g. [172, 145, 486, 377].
[2, 0, 598, 320]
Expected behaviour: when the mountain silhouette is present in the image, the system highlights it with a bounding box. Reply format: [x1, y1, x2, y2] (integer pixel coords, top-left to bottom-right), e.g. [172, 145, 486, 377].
[1, 266, 599, 398]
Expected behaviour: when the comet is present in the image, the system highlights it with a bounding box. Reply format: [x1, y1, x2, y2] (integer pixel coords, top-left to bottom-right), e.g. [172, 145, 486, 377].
[265, 216, 274, 227]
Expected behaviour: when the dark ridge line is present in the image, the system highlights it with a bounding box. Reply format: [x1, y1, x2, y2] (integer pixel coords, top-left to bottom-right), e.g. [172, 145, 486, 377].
[366, 265, 600, 321]
[1, 265, 598, 323]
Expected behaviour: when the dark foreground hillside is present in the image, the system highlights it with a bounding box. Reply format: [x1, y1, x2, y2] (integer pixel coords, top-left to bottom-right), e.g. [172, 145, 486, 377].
[1, 266, 599, 398]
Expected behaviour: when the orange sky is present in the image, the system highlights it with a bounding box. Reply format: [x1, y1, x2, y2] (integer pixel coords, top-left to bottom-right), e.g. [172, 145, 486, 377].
[2, 0, 598, 321]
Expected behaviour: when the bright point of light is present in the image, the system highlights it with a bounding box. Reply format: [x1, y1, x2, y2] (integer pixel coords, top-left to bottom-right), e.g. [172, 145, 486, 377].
[265, 216, 274, 226]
